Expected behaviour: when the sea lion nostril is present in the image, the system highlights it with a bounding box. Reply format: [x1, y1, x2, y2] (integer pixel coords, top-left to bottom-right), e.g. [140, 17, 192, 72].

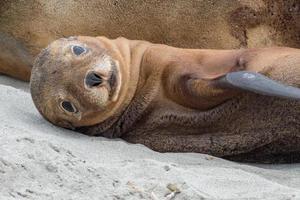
[85, 72, 103, 87]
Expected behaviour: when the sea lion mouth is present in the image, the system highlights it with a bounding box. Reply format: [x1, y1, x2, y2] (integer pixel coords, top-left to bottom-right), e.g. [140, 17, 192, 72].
[84, 57, 121, 103]
[109, 67, 117, 95]
[108, 59, 122, 102]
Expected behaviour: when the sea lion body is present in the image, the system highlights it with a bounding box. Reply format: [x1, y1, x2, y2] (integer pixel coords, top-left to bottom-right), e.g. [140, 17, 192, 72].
[31, 36, 300, 162]
[1, 0, 300, 81]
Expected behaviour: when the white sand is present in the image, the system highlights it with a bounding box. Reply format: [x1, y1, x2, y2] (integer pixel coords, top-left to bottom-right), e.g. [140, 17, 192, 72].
[1, 75, 300, 200]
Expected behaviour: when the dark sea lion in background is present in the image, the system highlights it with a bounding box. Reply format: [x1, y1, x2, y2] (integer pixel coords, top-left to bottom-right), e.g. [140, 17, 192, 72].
[31, 36, 300, 163]
[1, 0, 300, 81]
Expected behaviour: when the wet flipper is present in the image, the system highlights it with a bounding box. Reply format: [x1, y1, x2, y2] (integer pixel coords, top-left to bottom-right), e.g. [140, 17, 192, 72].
[214, 71, 300, 100]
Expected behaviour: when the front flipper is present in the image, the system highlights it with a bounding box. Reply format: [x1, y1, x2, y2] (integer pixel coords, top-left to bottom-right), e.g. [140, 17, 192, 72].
[214, 71, 300, 100]
[170, 47, 300, 110]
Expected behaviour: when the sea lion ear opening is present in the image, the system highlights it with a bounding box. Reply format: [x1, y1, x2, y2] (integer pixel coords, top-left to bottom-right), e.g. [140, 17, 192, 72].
[213, 71, 300, 100]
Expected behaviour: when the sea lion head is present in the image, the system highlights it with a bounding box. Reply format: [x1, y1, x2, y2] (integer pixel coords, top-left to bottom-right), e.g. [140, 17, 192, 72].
[30, 36, 130, 130]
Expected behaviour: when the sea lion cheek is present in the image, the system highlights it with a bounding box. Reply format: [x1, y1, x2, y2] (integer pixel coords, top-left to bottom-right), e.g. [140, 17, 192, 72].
[93, 55, 114, 77]
[83, 87, 110, 107]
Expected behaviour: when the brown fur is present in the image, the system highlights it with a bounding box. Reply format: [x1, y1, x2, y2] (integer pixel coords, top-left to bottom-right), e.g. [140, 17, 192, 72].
[1, 0, 300, 81]
[31, 36, 300, 163]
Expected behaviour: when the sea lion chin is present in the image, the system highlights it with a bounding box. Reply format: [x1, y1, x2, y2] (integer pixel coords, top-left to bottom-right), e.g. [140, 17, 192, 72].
[30, 36, 132, 129]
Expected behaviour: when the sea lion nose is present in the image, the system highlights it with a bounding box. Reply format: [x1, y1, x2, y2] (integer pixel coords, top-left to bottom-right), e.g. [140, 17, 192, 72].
[85, 72, 103, 87]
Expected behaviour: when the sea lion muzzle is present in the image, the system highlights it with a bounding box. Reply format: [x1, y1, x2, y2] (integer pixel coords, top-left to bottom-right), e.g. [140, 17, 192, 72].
[85, 72, 103, 87]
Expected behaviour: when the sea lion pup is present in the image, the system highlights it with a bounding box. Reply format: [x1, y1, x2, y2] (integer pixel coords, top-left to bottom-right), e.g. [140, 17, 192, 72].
[31, 36, 300, 162]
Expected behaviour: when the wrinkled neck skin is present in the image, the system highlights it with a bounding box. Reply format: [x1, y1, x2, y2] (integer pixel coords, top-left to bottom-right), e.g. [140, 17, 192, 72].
[77, 40, 246, 138]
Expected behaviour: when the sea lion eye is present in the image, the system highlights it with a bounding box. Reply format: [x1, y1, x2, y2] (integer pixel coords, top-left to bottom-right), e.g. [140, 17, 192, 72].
[61, 101, 77, 113]
[72, 45, 86, 56]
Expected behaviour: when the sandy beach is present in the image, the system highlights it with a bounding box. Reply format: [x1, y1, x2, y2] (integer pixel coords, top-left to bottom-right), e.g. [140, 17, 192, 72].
[1, 75, 300, 200]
